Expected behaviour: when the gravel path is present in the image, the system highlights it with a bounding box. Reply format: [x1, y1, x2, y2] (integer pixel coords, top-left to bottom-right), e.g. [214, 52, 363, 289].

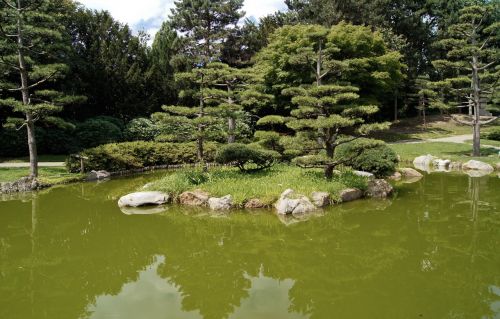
[0, 162, 65, 168]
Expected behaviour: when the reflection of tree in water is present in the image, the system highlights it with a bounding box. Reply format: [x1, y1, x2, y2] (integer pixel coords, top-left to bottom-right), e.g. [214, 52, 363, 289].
[0, 173, 499, 319]
[413, 174, 500, 318]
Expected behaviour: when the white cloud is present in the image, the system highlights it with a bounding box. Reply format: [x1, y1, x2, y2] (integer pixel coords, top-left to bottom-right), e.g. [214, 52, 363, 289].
[78, 0, 287, 37]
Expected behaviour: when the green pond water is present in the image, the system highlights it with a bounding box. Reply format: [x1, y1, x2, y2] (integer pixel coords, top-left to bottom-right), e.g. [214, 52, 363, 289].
[0, 172, 499, 319]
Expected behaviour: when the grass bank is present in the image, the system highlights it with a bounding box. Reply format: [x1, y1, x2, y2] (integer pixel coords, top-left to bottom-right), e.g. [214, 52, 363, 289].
[371, 115, 500, 142]
[144, 164, 368, 206]
[0, 167, 83, 184]
[389, 142, 499, 165]
[0, 154, 67, 163]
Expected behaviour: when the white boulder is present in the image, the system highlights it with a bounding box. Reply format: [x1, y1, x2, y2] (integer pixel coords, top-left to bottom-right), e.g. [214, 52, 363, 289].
[208, 195, 233, 210]
[413, 155, 437, 167]
[462, 160, 494, 173]
[118, 191, 169, 207]
[311, 192, 331, 207]
[275, 189, 316, 215]
[353, 170, 375, 179]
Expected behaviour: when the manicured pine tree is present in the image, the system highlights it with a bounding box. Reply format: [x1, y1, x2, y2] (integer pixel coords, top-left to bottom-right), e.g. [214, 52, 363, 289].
[153, 64, 229, 164]
[431, 4, 499, 156]
[255, 23, 399, 178]
[0, 0, 84, 178]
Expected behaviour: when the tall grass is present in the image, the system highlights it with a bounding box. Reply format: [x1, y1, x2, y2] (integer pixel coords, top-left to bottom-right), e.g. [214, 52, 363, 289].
[144, 164, 368, 205]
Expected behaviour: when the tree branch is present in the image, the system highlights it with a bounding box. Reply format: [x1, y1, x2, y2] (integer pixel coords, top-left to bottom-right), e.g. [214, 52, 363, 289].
[451, 115, 473, 126]
[0, 0, 16, 10]
[477, 61, 496, 71]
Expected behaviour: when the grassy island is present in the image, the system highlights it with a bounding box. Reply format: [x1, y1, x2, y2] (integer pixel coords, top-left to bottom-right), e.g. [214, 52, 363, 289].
[144, 165, 368, 206]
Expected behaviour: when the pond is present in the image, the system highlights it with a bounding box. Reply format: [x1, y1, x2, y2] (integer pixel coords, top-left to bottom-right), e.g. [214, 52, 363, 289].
[0, 172, 499, 319]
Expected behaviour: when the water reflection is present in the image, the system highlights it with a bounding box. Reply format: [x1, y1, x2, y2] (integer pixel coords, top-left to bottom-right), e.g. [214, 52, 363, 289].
[88, 256, 306, 319]
[0, 173, 499, 319]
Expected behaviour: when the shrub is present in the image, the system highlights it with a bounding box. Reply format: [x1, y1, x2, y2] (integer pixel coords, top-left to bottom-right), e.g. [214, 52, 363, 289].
[92, 116, 125, 130]
[124, 118, 160, 141]
[335, 139, 398, 177]
[66, 141, 218, 173]
[0, 125, 77, 157]
[75, 118, 123, 149]
[486, 128, 500, 141]
[215, 143, 278, 172]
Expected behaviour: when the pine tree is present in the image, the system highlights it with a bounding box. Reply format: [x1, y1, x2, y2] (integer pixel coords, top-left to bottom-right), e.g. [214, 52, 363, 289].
[153, 63, 232, 164]
[170, 0, 244, 64]
[0, 0, 84, 177]
[147, 22, 182, 109]
[253, 23, 401, 178]
[431, 4, 499, 156]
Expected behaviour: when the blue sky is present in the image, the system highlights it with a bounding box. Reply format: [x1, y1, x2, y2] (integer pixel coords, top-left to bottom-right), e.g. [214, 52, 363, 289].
[78, 0, 287, 39]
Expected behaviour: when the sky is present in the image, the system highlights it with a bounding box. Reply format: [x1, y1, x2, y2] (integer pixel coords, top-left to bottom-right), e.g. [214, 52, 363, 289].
[77, 0, 287, 40]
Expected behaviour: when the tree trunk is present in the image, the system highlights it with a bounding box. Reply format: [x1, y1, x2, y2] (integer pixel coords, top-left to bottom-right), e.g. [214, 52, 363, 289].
[197, 77, 205, 163]
[17, 0, 38, 177]
[227, 86, 236, 144]
[227, 117, 236, 143]
[393, 91, 398, 122]
[324, 165, 334, 180]
[471, 55, 481, 157]
[316, 41, 322, 86]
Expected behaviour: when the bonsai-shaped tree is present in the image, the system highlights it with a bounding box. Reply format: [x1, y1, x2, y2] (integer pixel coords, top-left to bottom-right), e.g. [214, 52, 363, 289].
[285, 85, 390, 178]
[431, 4, 499, 156]
[0, 0, 85, 177]
[255, 23, 402, 178]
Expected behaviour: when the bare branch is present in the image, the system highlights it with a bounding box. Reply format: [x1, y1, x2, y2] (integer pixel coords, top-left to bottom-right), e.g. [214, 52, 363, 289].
[0, 0, 16, 10]
[477, 61, 497, 71]
[451, 115, 473, 126]
[478, 116, 498, 125]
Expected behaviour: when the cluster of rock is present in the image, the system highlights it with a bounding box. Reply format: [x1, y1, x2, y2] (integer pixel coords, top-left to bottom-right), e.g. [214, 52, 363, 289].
[0, 177, 40, 194]
[86, 170, 111, 181]
[117, 177, 394, 217]
[413, 154, 496, 177]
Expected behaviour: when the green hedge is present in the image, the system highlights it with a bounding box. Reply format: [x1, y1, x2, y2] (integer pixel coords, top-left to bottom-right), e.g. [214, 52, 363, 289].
[67, 141, 218, 173]
[335, 139, 398, 177]
[486, 128, 500, 141]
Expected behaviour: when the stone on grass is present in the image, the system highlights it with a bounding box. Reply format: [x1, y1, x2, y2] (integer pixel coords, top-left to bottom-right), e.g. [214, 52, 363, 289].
[0, 177, 38, 194]
[208, 195, 233, 210]
[339, 188, 363, 202]
[413, 154, 437, 167]
[118, 191, 169, 207]
[244, 198, 266, 209]
[366, 179, 393, 199]
[311, 192, 331, 207]
[353, 171, 375, 179]
[275, 189, 316, 215]
[179, 189, 210, 206]
[399, 168, 423, 178]
[86, 170, 110, 181]
[434, 159, 451, 169]
[462, 160, 494, 173]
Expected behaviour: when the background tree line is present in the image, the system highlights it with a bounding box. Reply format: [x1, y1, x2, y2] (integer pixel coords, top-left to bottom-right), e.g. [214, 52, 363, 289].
[0, 0, 498, 177]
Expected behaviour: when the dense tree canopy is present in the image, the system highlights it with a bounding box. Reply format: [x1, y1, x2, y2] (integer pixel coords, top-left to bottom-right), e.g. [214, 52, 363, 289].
[0, 0, 498, 167]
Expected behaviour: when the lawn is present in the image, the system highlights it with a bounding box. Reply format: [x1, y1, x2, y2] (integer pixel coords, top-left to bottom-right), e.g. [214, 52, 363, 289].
[0, 154, 67, 164]
[145, 164, 368, 206]
[389, 142, 499, 165]
[464, 139, 500, 148]
[371, 115, 500, 142]
[0, 167, 83, 184]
